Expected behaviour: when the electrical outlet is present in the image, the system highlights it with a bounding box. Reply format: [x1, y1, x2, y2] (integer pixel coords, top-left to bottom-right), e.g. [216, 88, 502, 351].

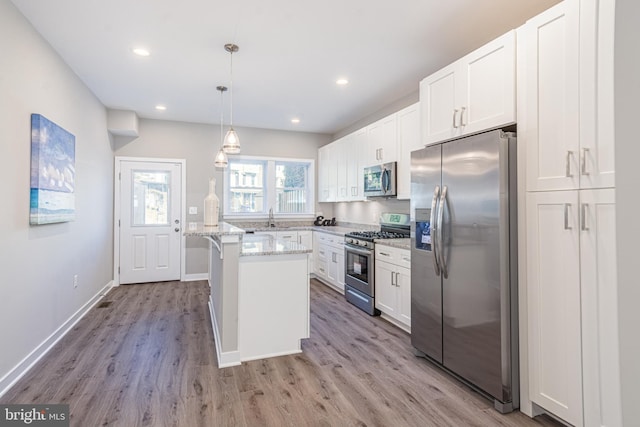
[73, 274, 78, 288]
[189, 206, 198, 215]
[189, 222, 197, 231]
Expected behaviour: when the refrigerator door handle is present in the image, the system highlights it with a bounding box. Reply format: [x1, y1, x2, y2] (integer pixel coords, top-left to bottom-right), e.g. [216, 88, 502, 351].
[430, 185, 441, 276]
[437, 185, 448, 278]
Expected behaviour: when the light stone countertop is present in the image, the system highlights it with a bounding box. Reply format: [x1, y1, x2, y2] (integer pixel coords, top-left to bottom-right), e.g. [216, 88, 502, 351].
[183, 221, 245, 237]
[240, 234, 312, 257]
[374, 238, 411, 251]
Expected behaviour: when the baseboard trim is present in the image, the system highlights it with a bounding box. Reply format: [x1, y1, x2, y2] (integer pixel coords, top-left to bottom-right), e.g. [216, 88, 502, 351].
[208, 301, 241, 368]
[183, 273, 208, 282]
[0, 280, 114, 398]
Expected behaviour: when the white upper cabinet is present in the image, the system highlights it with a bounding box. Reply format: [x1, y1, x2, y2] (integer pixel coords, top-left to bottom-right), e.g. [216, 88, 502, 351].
[335, 136, 349, 202]
[421, 30, 516, 145]
[579, 0, 616, 190]
[521, 1, 580, 192]
[318, 143, 337, 202]
[367, 114, 398, 165]
[349, 129, 367, 201]
[521, 0, 615, 192]
[396, 103, 421, 200]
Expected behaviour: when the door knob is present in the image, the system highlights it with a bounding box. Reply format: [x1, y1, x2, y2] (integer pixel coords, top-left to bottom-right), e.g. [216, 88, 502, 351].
[175, 219, 180, 224]
[175, 228, 180, 232]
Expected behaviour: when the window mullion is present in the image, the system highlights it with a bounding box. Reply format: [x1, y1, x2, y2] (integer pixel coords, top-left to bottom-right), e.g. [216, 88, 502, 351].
[266, 160, 276, 214]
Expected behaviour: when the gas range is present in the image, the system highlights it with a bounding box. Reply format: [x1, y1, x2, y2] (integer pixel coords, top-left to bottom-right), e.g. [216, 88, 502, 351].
[343, 213, 411, 316]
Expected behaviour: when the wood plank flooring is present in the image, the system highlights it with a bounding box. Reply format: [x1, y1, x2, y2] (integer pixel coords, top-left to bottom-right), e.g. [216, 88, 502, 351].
[1, 279, 561, 427]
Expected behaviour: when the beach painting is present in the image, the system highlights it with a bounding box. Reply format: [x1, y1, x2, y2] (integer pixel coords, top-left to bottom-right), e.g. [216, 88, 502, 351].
[30, 114, 76, 224]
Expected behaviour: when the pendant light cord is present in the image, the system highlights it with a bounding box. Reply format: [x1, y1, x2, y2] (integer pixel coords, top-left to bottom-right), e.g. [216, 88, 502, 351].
[229, 50, 234, 127]
[220, 88, 224, 143]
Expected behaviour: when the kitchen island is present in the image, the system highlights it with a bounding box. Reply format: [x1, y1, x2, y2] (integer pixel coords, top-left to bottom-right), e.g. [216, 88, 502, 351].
[186, 223, 311, 367]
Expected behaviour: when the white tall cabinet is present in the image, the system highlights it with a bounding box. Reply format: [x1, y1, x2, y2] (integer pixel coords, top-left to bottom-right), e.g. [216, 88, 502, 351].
[519, 1, 620, 426]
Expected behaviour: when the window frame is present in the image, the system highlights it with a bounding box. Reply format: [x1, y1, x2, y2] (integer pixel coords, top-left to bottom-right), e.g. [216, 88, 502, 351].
[223, 155, 315, 219]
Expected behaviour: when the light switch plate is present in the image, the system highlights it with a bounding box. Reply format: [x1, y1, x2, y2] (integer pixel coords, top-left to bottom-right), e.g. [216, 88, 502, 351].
[189, 206, 198, 215]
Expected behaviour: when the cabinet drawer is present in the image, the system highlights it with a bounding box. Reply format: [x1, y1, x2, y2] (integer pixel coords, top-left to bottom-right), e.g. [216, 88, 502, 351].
[375, 245, 410, 269]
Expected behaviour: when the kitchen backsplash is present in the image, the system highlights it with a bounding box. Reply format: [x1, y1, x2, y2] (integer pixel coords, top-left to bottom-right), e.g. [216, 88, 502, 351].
[332, 199, 410, 225]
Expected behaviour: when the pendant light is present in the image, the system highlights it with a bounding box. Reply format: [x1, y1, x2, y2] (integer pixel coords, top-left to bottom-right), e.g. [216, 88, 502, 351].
[223, 43, 241, 154]
[214, 85, 228, 168]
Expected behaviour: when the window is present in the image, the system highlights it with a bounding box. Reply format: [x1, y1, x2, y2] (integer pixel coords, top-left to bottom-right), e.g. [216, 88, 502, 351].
[223, 156, 315, 218]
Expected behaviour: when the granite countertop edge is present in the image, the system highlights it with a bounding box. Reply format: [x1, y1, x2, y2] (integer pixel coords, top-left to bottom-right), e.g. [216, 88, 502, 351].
[374, 238, 411, 251]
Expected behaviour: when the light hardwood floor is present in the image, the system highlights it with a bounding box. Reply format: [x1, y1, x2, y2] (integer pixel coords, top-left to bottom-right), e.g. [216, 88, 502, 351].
[1, 279, 561, 426]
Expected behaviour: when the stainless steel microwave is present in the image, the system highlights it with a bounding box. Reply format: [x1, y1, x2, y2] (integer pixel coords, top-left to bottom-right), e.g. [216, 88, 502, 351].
[363, 162, 397, 197]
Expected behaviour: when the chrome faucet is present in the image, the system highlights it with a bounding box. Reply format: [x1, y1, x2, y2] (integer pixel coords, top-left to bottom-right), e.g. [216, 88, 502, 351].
[268, 207, 276, 227]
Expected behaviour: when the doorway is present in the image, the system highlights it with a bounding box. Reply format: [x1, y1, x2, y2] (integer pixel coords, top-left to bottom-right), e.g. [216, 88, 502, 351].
[114, 157, 186, 284]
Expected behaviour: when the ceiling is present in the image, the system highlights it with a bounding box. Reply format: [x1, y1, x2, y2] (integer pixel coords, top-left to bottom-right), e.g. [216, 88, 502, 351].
[11, 0, 559, 135]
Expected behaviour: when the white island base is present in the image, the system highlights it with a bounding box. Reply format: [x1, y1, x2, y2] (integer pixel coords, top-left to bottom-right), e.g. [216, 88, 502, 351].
[196, 226, 311, 368]
[238, 253, 309, 362]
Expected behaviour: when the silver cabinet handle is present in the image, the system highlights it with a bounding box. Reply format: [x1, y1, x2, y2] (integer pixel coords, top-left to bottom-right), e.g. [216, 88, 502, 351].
[430, 185, 441, 276]
[581, 203, 589, 231]
[564, 203, 572, 230]
[391, 270, 395, 286]
[437, 185, 449, 278]
[452, 109, 459, 129]
[566, 151, 574, 177]
[460, 106, 466, 127]
[395, 272, 399, 287]
[402, 257, 410, 262]
[581, 148, 590, 175]
[379, 252, 390, 257]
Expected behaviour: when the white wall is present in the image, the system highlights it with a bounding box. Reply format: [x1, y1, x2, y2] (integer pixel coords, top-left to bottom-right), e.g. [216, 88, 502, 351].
[114, 118, 331, 275]
[614, 0, 640, 423]
[0, 0, 114, 391]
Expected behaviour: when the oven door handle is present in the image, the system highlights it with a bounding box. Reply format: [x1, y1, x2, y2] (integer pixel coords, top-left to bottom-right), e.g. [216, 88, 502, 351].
[430, 185, 441, 276]
[345, 245, 373, 256]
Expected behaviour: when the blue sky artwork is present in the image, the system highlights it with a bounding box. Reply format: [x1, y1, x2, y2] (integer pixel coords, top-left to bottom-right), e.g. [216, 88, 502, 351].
[30, 114, 76, 224]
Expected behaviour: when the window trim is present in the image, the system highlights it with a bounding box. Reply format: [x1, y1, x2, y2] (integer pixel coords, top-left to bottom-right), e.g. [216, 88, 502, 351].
[223, 155, 315, 219]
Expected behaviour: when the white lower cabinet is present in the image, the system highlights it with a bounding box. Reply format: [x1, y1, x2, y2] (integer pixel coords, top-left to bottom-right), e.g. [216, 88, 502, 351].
[526, 188, 619, 427]
[375, 245, 411, 331]
[313, 232, 345, 293]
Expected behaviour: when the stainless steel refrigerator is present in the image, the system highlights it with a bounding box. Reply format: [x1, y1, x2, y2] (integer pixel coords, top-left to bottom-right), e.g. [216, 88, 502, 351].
[410, 129, 519, 413]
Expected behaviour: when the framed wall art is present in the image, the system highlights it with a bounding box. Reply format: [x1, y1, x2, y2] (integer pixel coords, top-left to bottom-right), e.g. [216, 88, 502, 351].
[30, 114, 76, 225]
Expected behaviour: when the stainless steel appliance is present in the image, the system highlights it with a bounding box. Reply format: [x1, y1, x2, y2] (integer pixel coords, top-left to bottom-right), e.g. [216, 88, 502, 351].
[345, 213, 410, 315]
[363, 162, 397, 197]
[410, 129, 519, 413]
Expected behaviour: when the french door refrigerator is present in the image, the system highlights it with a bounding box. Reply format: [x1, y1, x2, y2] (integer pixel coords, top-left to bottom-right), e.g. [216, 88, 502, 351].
[410, 129, 519, 413]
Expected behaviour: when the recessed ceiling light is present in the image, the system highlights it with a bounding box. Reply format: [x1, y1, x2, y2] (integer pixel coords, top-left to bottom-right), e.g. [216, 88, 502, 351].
[155, 105, 166, 111]
[336, 78, 349, 86]
[132, 47, 150, 57]
[291, 118, 300, 124]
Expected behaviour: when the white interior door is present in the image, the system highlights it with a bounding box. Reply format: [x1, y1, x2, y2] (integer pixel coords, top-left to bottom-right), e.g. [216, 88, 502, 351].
[119, 160, 182, 284]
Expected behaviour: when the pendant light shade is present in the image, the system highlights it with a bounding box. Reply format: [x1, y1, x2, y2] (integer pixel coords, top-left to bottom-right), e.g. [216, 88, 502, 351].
[214, 147, 228, 168]
[223, 43, 241, 154]
[215, 85, 229, 168]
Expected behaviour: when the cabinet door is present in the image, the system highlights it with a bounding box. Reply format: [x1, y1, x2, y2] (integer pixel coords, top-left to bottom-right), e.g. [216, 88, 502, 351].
[421, 62, 459, 145]
[580, 188, 621, 427]
[396, 265, 411, 327]
[348, 129, 367, 201]
[396, 103, 421, 200]
[521, 0, 580, 191]
[367, 114, 398, 164]
[459, 30, 516, 136]
[375, 260, 396, 316]
[315, 241, 328, 280]
[579, 0, 615, 189]
[335, 137, 349, 201]
[335, 247, 345, 291]
[318, 145, 331, 202]
[526, 190, 583, 426]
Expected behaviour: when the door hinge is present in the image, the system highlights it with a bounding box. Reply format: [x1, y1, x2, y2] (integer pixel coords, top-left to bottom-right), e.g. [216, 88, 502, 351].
[118, 219, 121, 227]
[119, 172, 121, 180]
[118, 266, 120, 274]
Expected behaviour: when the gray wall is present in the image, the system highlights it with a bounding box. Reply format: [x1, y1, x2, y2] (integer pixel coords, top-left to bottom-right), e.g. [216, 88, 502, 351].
[115, 119, 331, 275]
[0, 0, 114, 386]
[614, 0, 640, 423]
